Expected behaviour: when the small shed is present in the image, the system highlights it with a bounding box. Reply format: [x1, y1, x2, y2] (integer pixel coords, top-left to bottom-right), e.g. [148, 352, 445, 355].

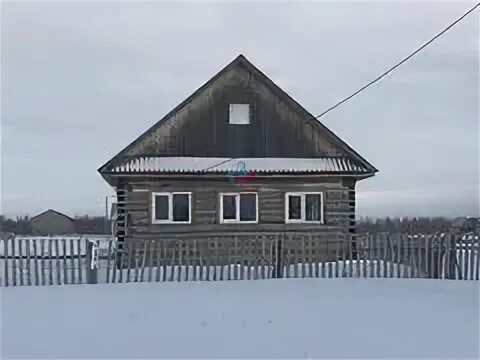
[30, 209, 76, 236]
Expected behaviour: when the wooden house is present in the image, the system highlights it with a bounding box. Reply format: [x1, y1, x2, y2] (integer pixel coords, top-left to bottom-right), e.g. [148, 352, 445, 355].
[30, 209, 76, 236]
[98, 55, 377, 265]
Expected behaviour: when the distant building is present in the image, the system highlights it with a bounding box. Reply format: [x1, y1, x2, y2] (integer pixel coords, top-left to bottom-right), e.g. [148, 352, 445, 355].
[30, 209, 76, 236]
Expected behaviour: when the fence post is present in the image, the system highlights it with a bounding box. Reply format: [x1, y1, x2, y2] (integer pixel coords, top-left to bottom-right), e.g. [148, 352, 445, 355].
[85, 239, 98, 284]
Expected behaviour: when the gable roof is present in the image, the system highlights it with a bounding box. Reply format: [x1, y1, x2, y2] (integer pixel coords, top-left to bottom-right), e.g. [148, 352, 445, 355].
[98, 54, 377, 175]
[30, 209, 75, 223]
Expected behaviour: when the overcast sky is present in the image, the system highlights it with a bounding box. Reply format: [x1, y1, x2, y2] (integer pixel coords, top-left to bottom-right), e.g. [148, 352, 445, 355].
[1, 1, 478, 218]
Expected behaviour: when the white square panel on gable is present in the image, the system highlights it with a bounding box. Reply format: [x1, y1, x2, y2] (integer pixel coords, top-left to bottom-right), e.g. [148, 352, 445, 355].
[229, 104, 250, 124]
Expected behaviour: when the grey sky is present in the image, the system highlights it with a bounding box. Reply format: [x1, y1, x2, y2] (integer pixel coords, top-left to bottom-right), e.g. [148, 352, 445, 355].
[1, 1, 478, 218]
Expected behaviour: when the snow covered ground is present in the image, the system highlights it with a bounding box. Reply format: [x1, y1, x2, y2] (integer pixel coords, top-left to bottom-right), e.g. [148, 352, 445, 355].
[1, 279, 478, 359]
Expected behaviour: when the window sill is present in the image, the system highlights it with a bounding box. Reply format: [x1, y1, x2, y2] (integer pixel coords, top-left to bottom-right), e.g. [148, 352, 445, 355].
[220, 220, 258, 224]
[152, 220, 191, 225]
[285, 220, 324, 224]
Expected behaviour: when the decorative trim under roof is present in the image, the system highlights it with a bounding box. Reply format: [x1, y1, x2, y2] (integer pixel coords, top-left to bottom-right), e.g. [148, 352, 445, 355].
[105, 157, 373, 175]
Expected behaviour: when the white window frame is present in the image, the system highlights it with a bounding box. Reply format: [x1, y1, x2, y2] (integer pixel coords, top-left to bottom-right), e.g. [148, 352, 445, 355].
[151, 192, 192, 224]
[285, 192, 324, 224]
[219, 192, 258, 224]
[229, 104, 251, 125]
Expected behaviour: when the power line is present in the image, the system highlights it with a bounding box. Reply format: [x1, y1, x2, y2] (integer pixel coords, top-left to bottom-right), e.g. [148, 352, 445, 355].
[314, 2, 480, 119]
[202, 3, 479, 172]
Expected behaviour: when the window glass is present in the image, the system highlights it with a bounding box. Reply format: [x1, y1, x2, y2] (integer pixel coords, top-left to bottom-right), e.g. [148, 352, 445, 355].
[305, 194, 322, 221]
[155, 195, 169, 220]
[172, 194, 189, 222]
[239, 194, 256, 221]
[288, 195, 301, 220]
[222, 195, 236, 220]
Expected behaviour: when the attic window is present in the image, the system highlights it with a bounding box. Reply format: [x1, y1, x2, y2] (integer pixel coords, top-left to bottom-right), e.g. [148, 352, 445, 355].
[229, 104, 250, 125]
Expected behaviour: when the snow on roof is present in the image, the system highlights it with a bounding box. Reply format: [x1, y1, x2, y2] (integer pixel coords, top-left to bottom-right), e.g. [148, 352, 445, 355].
[108, 157, 371, 174]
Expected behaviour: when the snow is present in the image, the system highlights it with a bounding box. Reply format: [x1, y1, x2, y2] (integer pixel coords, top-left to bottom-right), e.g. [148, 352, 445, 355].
[1, 279, 478, 359]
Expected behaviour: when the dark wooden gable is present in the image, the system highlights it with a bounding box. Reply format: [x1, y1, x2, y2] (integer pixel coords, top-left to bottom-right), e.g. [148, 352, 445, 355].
[99, 55, 377, 173]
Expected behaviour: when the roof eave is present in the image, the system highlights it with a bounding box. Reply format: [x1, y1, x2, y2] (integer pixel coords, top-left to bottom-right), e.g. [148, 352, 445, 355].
[102, 171, 376, 178]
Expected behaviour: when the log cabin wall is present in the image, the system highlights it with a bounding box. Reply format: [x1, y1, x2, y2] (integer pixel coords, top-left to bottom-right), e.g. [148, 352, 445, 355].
[119, 176, 354, 238]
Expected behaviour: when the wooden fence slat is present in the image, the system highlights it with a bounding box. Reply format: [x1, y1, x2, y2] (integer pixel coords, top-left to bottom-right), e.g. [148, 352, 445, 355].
[300, 236, 305, 278]
[382, 234, 388, 278]
[139, 241, 147, 282]
[133, 244, 140, 282]
[227, 237, 232, 281]
[444, 234, 451, 279]
[424, 236, 430, 278]
[32, 239, 40, 286]
[126, 242, 132, 283]
[463, 236, 470, 281]
[118, 242, 125, 283]
[62, 239, 68, 284]
[213, 238, 218, 281]
[169, 241, 176, 282]
[4, 239, 9, 287]
[475, 236, 480, 281]
[185, 240, 191, 282]
[193, 241, 197, 282]
[177, 242, 183, 282]
[314, 238, 319, 279]
[0, 239, 3, 287]
[40, 239, 46, 286]
[360, 235, 365, 278]
[155, 240, 162, 282]
[348, 234, 353, 278]
[18, 239, 24, 286]
[77, 239, 83, 284]
[405, 236, 411, 278]
[70, 239, 76, 284]
[469, 235, 475, 281]
[412, 235, 422, 278]
[354, 235, 360, 278]
[369, 235, 375, 278]
[162, 240, 168, 282]
[394, 236, 401, 278]
[437, 236, 444, 280]
[253, 237, 259, 280]
[12, 238, 17, 286]
[54, 239, 61, 285]
[25, 239, 32, 286]
[389, 235, 395, 278]
[106, 240, 112, 284]
[371, 234, 378, 278]
[399, 235, 404, 278]
[429, 236, 436, 279]
[310, 235, 315, 278]
[204, 249, 210, 281]
[234, 236, 239, 280]
[335, 236, 340, 278]
[148, 240, 154, 282]
[19, 239, 26, 286]
[46, 240, 52, 286]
